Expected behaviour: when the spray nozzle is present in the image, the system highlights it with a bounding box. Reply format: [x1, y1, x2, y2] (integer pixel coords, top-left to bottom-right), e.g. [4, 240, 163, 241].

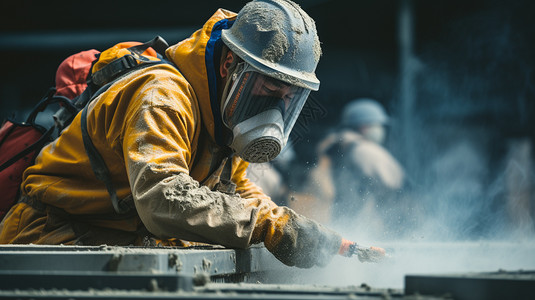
[349, 243, 390, 263]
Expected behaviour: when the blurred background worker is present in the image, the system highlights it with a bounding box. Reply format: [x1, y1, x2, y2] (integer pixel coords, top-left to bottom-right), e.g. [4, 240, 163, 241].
[298, 98, 409, 238]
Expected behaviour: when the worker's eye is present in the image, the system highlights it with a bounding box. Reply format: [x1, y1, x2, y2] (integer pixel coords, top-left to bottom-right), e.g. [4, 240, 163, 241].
[261, 84, 278, 94]
[284, 93, 295, 102]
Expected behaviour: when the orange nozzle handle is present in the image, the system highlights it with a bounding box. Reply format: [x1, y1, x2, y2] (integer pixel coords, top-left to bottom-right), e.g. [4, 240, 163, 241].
[339, 238, 354, 257]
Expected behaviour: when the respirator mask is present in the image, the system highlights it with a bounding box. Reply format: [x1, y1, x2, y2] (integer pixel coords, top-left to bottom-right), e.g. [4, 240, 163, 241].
[221, 63, 310, 163]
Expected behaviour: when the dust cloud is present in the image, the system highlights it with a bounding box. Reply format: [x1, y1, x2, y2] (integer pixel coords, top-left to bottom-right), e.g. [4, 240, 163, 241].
[265, 1, 535, 289]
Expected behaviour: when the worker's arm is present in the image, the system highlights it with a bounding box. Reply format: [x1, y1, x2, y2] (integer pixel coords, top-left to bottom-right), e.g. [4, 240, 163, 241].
[232, 153, 343, 268]
[133, 168, 343, 268]
[122, 80, 343, 268]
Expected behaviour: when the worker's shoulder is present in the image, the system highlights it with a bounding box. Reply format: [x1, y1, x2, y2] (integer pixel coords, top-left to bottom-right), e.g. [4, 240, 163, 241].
[129, 62, 189, 87]
[121, 63, 197, 106]
[349, 139, 398, 166]
[350, 140, 405, 186]
[350, 140, 396, 164]
[96, 63, 199, 122]
[319, 130, 362, 155]
[352, 138, 387, 154]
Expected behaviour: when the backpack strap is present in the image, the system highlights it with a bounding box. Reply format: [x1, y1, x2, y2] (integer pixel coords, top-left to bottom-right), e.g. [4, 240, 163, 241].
[53, 36, 172, 132]
[1, 89, 76, 172]
[128, 36, 169, 57]
[27, 88, 77, 125]
[91, 36, 170, 87]
[80, 104, 133, 214]
[215, 154, 237, 195]
[80, 37, 175, 214]
[0, 126, 54, 173]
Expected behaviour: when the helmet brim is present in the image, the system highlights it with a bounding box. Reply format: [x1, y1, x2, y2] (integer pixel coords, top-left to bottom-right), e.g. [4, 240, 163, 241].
[222, 30, 320, 91]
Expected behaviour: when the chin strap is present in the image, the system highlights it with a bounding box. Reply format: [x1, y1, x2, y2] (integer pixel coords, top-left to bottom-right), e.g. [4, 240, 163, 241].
[215, 155, 237, 195]
[199, 148, 236, 195]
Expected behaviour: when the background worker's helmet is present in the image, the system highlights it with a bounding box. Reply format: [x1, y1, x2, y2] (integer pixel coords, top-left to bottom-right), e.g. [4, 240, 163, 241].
[341, 98, 389, 144]
[220, 0, 322, 163]
[341, 98, 389, 128]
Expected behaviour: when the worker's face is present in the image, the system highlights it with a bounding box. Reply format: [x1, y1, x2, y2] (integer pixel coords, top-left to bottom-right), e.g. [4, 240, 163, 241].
[220, 50, 297, 111]
[250, 75, 298, 110]
[359, 124, 386, 144]
[219, 50, 312, 147]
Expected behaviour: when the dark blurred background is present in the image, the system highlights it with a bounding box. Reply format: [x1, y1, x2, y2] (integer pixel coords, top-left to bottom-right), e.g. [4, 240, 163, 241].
[1, 0, 534, 239]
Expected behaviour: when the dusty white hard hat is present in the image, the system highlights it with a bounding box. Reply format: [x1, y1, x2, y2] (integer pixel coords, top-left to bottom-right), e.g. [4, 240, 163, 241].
[221, 0, 322, 91]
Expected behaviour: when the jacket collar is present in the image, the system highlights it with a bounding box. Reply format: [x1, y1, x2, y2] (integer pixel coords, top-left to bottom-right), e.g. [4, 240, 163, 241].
[166, 9, 237, 146]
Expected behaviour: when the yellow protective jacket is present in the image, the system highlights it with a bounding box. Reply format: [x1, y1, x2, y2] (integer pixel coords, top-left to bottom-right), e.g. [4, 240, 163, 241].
[0, 9, 341, 268]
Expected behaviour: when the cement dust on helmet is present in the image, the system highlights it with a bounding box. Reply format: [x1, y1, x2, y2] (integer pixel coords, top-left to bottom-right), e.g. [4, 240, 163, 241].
[222, 63, 310, 163]
[221, 0, 322, 91]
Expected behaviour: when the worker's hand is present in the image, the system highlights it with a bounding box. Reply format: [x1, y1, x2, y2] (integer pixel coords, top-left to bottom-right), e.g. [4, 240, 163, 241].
[338, 238, 386, 263]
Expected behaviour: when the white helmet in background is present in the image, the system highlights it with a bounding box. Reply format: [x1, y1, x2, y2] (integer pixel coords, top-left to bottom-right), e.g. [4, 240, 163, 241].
[220, 0, 321, 163]
[342, 98, 390, 144]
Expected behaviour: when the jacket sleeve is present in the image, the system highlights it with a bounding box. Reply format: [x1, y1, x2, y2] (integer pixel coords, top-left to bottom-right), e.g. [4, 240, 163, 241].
[123, 79, 341, 268]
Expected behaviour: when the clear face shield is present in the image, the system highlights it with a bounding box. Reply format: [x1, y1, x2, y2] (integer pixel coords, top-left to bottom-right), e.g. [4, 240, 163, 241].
[221, 63, 311, 163]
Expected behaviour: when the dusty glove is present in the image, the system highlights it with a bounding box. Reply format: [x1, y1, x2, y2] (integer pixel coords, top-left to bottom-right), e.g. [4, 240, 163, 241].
[252, 208, 342, 268]
[339, 238, 386, 263]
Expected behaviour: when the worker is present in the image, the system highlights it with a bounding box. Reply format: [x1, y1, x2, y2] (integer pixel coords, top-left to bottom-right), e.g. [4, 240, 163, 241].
[0, 0, 384, 268]
[303, 98, 407, 237]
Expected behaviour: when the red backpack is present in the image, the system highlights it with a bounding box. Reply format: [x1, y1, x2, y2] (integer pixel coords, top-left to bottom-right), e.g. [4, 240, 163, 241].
[0, 49, 98, 220]
[0, 37, 170, 220]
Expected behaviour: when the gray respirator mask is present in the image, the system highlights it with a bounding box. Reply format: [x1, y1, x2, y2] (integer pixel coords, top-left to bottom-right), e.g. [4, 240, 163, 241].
[221, 63, 310, 163]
